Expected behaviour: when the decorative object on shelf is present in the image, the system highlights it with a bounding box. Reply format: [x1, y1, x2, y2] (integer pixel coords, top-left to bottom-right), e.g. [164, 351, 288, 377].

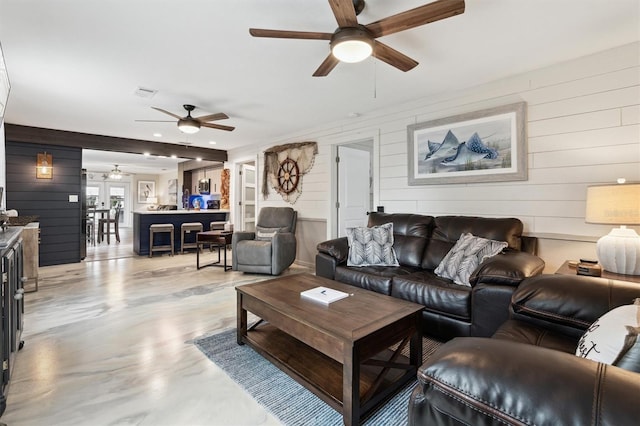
[137, 180, 156, 203]
[109, 164, 123, 180]
[585, 180, 640, 275]
[36, 152, 53, 179]
[263, 142, 318, 204]
[407, 102, 527, 185]
[220, 169, 230, 209]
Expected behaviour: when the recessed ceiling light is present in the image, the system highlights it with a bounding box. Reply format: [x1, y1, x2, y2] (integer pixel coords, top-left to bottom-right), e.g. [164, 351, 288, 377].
[143, 152, 150, 156]
[153, 133, 162, 138]
[159, 155, 167, 159]
[196, 157, 202, 162]
[209, 141, 217, 145]
[171, 155, 177, 159]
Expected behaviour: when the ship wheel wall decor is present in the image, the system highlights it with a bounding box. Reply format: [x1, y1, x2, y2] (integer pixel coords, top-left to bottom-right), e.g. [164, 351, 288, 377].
[277, 158, 300, 194]
[263, 141, 318, 204]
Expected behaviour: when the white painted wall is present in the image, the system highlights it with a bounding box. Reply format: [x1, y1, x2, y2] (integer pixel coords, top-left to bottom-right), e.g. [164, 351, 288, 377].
[228, 42, 640, 272]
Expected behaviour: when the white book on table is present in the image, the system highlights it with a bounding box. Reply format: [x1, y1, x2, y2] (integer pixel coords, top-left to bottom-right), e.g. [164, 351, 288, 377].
[300, 286, 349, 305]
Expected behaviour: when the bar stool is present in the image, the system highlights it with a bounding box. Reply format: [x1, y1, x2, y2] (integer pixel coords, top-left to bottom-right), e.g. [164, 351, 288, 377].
[181, 222, 203, 254]
[149, 224, 174, 257]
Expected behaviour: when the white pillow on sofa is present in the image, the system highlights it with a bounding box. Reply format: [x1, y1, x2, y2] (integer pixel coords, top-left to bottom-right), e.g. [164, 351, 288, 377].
[575, 299, 640, 365]
[435, 233, 508, 286]
[346, 222, 399, 267]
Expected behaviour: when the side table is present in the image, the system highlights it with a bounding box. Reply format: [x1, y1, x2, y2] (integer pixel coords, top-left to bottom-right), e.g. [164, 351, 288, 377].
[555, 260, 640, 284]
[196, 231, 233, 271]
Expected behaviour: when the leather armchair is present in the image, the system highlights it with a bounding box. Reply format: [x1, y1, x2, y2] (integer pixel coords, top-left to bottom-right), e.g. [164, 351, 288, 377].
[408, 274, 640, 425]
[232, 207, 297, 275]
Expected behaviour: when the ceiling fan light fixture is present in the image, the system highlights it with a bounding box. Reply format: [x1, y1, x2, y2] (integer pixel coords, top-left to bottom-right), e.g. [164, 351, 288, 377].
[109, 165, 123, 180]
[177, 117, 201, 134]
[331, 28, 373, 63]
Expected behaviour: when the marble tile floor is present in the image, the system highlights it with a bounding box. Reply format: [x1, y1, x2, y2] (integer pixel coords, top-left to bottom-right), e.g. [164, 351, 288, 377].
[3, 249, 311, 425]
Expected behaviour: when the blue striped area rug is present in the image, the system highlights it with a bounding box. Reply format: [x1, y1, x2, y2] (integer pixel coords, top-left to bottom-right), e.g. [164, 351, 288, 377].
[194, 328, 442, 426]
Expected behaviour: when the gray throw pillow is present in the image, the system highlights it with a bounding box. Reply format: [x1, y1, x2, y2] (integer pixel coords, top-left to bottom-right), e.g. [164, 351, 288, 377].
[435, 232, 508, 286]
[346, 222, 399, 267]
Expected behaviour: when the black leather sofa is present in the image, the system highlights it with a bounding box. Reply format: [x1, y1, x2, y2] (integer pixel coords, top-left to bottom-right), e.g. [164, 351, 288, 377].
[409, 274, 640, 425]
[316, 213, 545, 340]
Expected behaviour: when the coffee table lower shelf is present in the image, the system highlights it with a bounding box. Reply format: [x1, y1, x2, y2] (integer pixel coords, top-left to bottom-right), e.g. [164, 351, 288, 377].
[240, 323, 415, 421]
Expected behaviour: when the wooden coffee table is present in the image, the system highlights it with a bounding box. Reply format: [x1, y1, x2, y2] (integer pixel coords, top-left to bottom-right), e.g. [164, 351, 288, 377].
[236, 273, 423, 426]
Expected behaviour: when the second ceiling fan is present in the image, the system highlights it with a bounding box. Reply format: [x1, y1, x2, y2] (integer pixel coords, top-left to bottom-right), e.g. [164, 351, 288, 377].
[137, 104, 235, 134]
[249, 0, 465, 77]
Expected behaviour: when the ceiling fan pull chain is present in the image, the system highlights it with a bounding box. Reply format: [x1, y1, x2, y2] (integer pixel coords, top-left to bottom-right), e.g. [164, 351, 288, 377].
[373, 56, 377, 99]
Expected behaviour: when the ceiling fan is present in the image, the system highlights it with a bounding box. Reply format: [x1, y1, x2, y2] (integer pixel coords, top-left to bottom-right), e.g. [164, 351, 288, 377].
[136, 104, 235, 134]
[249, 0, 465, 76]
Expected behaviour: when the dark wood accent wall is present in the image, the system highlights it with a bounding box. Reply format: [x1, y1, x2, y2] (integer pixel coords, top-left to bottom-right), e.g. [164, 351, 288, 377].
[5, 141, 82, 266]
[5, 124, 227, 162]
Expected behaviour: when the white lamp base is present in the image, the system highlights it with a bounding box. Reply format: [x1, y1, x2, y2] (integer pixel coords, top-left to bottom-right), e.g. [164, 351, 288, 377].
[596, 227, 640, 275]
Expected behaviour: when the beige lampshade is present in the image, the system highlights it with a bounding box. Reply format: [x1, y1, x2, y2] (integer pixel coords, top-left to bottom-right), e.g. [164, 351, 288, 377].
[585, 183, 640, 225]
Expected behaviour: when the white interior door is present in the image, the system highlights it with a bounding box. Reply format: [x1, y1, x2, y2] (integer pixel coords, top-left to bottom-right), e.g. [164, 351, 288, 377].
[240, 163, 256, 232]
[338, 146, 371, 237]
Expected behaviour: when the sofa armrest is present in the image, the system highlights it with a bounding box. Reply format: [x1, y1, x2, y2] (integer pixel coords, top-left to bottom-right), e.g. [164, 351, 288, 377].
[316, 237, 349, 263]
[231, 232, 256, 270]
[409, 337, 640, 426]
[271, 232, 297, 275]
[511, 274, 640, 337]
[469, 249, 545, 287]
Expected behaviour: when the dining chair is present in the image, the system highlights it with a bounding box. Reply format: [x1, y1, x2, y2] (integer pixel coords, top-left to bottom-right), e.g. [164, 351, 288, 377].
[98, 206, 121, 243]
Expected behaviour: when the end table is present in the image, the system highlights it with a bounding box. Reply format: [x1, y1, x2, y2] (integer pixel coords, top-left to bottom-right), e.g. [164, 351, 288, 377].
[555, 260, 640, 284]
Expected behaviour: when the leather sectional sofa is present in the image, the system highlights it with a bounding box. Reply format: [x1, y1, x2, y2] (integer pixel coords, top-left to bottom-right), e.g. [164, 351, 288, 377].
[409, 274, 640, 425]
[316, 213, 545, 340]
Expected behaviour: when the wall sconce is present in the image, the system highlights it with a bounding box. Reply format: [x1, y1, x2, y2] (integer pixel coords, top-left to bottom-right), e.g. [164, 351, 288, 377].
[36, 152, 53, 179]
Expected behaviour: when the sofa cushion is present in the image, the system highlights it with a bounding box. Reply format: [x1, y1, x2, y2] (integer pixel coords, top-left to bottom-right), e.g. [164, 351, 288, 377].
[435, 233, 508, 286]
[368, 213, 433, 267]
[346, 222, 399, 267]
[422, 216, 523, 270]
[493, 319, 578, 354]
[335, 265, 419, 295]
[575, 299, 640, 371]
[392, 272, 471, 321]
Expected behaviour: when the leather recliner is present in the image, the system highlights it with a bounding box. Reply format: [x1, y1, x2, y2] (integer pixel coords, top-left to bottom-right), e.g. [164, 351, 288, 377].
[232, 207, 297, 275]
[408, 274, 640, 425]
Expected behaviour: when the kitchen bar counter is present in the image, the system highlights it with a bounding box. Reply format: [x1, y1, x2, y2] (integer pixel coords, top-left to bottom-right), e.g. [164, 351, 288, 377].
[133, 210, 230, 256]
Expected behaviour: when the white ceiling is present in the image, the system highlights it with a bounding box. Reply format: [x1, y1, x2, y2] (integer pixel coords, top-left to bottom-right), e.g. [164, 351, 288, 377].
[1, 0, 639, 171]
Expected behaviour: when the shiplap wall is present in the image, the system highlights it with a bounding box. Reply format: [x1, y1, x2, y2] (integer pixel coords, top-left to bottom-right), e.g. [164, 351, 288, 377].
[228, 42, 640, 271]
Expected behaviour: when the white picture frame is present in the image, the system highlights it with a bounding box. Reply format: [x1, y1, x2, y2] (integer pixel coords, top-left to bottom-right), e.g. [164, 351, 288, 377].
[138, 180, 156, 203]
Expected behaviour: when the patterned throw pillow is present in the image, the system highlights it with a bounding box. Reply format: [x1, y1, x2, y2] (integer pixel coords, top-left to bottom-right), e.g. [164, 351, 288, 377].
[575, 299, 640, 367]
[435, 233, 508, 286]
[346, 222, 399, 267]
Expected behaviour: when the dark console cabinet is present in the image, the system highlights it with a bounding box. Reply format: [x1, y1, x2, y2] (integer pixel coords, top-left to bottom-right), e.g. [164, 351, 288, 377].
[0, 228, 25, 417]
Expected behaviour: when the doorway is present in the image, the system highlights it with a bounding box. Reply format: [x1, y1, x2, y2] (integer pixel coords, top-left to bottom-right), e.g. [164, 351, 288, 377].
[86, 180, 132, 227]
[235, 161, 256, 232]
[336, 141, 373, 237]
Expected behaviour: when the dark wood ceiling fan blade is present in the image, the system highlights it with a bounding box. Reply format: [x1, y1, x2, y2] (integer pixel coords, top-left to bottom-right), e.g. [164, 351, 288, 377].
[151, 107, 182, 119]
[195, 112, 229, 122]
[312, 54, 340, 77]
[373, 42, 418, 72]
[249, 28, 332, 40]
[366, 0, 465, 38]
[329, 0, 358, 27]
[201, 122, 235, 132]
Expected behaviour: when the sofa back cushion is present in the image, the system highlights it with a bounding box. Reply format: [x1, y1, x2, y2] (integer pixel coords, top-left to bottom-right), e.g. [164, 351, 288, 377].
[422, 216, 523, 270]
[368, 213, 434, 267]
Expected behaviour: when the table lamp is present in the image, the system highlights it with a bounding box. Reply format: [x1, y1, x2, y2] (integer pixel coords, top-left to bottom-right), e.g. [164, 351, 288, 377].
[585, 181, 640, 275]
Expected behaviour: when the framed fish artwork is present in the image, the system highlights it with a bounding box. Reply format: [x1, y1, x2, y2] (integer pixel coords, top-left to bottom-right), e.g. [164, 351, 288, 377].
[407, 102, 527, 185]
